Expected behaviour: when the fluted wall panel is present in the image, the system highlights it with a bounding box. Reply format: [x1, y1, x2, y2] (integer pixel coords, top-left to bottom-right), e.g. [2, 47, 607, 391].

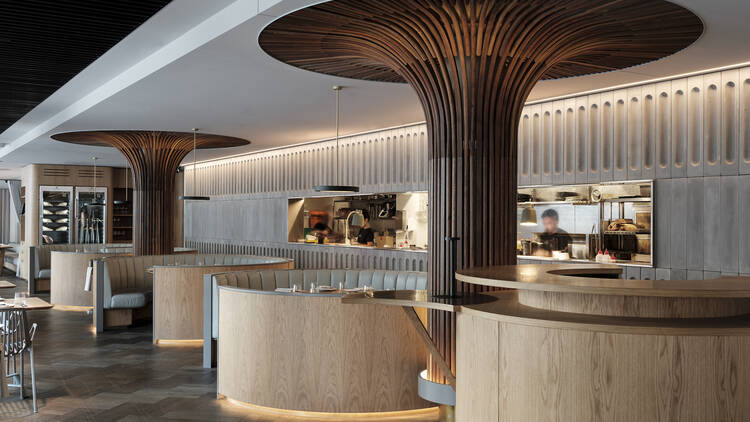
[520, 65, 750, 279]
[184, 124, 428, 272]
[186, 124, 428, 198]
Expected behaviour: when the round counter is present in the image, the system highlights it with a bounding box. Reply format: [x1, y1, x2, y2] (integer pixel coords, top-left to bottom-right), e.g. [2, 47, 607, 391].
[216, 287, 434, 417]
[454, 264, 750, 421]
[151, 257, 293, 343]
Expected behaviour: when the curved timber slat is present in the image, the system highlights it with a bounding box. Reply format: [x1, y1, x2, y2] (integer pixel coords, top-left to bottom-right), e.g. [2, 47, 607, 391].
[51, 131, 249, 255]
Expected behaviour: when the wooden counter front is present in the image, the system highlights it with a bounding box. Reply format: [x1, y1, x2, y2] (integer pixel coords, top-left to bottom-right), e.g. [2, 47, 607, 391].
[152, 260, 293, 343]
[454, 264, 750, 421]
[217, 288, 432, 414]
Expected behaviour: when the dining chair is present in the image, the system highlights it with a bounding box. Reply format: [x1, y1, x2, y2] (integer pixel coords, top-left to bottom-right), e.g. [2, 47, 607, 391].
[1, 309, 38, 413]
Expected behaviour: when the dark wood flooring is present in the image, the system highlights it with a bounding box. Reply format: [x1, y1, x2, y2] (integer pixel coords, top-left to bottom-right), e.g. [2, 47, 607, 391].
[0, 270, 440, 421]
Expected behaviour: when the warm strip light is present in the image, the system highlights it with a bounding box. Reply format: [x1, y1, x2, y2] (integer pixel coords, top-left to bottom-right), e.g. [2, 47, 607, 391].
[53, 305, 93, 312]
[222, 396, 439, 421]
[185, 59, 750, 168]
[188, 121, 426, 168]
[525, 60, 750, 105]
[155, 339, 203, 346]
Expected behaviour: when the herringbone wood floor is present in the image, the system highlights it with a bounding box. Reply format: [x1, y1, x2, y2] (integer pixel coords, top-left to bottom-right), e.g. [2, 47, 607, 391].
[0, 270, 440, 421]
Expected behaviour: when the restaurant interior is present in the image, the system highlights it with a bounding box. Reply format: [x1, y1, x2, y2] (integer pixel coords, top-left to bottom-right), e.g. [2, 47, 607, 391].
[2, 0, 750, 420]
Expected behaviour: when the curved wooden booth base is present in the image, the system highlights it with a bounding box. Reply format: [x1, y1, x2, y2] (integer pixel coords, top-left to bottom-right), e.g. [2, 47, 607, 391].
[217, 288, 432, 414]
[51, 247, 198, 307]
[152, 260, 293, 343]
[51, 250, 129, 307]
[455, 265, 750, 421]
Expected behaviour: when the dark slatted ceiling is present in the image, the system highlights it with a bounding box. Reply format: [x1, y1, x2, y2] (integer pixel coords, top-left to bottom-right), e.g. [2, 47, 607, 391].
[0, 0, 172, 134]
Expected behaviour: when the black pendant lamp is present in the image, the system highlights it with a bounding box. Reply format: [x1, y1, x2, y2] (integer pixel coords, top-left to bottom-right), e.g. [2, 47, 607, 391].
[179, 128, 210, 201]
[89, 157, 106, 207]
[314, 86, 359, 193]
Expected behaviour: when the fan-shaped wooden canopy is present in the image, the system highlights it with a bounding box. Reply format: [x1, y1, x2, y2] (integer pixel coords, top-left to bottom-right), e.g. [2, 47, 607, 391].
[52, 131, 249, 255]
[259, 0, 702, 387]
[259, 0, 703, 84]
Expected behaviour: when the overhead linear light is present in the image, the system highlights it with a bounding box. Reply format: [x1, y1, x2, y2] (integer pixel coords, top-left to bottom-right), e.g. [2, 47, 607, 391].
[88, 157, 106, 207]
[314, 86, 359, 193]
[179, 128, 210, 201]
[520, 205, 537, 226]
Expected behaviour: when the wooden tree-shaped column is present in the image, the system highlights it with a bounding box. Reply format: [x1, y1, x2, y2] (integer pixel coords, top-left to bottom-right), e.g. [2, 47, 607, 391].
[51, 131, 249, 255]
[259, 0, 702, 383]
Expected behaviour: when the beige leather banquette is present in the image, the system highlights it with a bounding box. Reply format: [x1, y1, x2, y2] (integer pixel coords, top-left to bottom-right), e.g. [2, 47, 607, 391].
[27, 243, 131, 293]
[202, 268, 427, 367]
[91, 254, 291, 332]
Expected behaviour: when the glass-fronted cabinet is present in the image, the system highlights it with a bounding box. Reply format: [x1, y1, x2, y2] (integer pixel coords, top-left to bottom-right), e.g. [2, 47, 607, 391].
[39, 186, 73, 244]
[75, 187, 106, 244]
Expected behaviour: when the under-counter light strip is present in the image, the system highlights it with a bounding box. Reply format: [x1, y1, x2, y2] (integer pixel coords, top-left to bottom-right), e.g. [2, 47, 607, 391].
[154, 339, 203, 346]
[222, 396, 439, 421]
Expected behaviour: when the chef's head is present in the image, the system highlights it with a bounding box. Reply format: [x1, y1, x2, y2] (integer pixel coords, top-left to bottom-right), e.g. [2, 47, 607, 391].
[541, 209, 560, 234]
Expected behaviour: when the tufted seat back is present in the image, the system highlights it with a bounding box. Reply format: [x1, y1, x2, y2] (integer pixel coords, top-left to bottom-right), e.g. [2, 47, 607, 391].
[33, 243, 131, 277]
[214, 268, 427, 291]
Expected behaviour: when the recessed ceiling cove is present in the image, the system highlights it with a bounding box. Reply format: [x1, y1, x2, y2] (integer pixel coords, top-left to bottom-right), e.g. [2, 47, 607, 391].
[0, 0, 172, 134]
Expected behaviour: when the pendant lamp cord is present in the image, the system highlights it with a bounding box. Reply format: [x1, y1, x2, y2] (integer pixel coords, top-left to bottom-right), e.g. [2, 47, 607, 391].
[193, 129, 198, 196]
[335, 87, 340, 185]
[92, 157, 97, 193]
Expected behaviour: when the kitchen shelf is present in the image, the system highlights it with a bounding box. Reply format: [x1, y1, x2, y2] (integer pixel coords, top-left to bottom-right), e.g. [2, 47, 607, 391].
[518, 200, 590, 205]
[600, 197, 651, 203]
[113, 187, 133, 243]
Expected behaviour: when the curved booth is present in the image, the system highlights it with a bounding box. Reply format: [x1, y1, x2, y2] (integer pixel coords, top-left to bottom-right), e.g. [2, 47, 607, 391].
[90, 253, 288, 333]
[215, 279, 434, 417]
[203, 268, 429, 367]
[151, 255, 293, 343]
[455, 264, 750, 421]
[51, 249, 129, 307]
[50, 246, 197, 307]
[28, 243, 133, 293]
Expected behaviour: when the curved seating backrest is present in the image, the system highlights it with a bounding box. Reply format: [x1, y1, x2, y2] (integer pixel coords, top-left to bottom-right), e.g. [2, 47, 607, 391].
[214, 268, 427, 291]
[207, 268, 427, 343]
[101, 254, 292, 298]
[35, 243, 132, 272]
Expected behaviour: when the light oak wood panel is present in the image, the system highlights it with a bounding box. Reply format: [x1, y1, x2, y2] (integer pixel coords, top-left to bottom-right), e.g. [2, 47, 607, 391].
[217, 289, 430, 413]
[50, 251, 128, 307]
[462, 290, 750, 336]
[457, 264, 750, 298]
[457, 314, 750, 421]
[104, 308, 132, 328]
[456, 313, 498, 422]
[152, 261, 292, 342]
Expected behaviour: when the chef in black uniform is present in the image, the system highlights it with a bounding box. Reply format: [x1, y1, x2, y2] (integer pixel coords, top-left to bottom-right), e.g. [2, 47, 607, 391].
[538, 208, 572, 254]
[356, 210, 375, 246]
